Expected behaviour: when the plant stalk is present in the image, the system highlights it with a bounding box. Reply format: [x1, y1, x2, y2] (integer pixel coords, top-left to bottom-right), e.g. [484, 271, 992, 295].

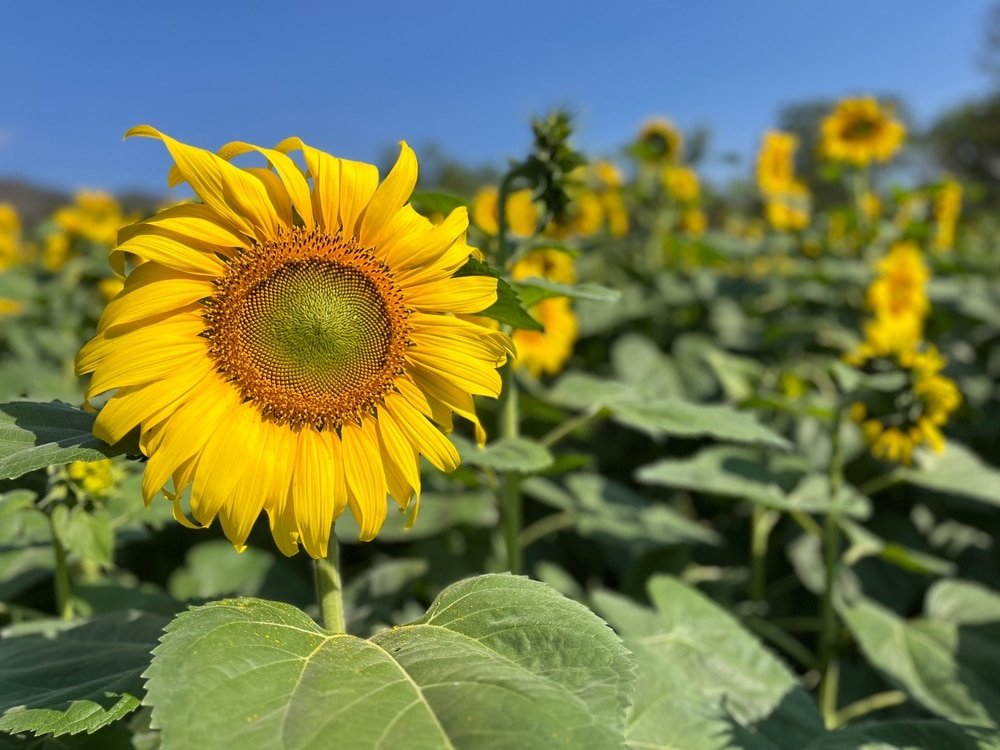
[314, 527, 346, 634]
[819, 406, 845, 727]
[50, 517, 74, 621]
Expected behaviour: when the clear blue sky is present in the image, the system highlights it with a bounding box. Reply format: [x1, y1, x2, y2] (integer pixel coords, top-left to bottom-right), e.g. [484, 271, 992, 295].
[2, 0, 995, 194]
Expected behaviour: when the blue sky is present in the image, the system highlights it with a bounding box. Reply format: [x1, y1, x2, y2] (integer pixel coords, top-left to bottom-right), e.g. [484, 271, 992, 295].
[2, 0, 995, 194]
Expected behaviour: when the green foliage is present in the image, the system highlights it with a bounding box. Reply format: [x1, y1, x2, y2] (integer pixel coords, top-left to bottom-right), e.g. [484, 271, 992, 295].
[0, 612, 167, 736]
[0, 402, 131, 480]
[145, 575, 634, 749]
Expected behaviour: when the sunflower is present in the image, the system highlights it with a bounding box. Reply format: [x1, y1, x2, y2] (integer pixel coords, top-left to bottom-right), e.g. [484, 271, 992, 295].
[755, 131, 798, 195]
[636, 118, 683, 164]
[0, 203, 21, 271]
[76, 127, 512, 557]
[510, 249, 578, 378]
[820, 97, 905, 166]
[662, 166, 700, 203]
[932, 179, 962, 252]
[849, 346, 961, 464]
[764, 181, 810, 232]
[471, 186, 538, 237]
[865, 241, 929, 333]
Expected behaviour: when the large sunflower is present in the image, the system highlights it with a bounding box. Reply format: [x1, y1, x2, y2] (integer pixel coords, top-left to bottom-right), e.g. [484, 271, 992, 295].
[820, 97, 905, 166]
[76, 127, 512, 557]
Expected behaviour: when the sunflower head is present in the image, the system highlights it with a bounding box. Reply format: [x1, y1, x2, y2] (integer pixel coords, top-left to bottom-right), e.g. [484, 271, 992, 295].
[756, 130, 799, 196]
[76, 127, 512, 557]
[635, 118, 683, 164]
[662, 166, 700, 203]
[820, 97, 905, 166]
[848, 345, 961, 464]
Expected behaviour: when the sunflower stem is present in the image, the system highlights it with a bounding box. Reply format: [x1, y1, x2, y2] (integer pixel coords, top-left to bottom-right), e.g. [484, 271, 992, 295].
[314, 528, 346, 634]
[499, 363, 523, 573]
[49, 515, 74, 621]
[819, 406, 845, 728]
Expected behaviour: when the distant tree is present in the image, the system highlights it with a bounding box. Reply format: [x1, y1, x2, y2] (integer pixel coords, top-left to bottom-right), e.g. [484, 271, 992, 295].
[926, 93, 1000, 207]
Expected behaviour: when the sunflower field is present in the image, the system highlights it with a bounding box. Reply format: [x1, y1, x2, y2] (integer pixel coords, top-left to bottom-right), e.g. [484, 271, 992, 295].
[1, 98, 1000, 750]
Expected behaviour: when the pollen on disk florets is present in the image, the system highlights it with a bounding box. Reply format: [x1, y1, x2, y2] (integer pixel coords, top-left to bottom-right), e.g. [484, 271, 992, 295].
[203, 225, 411, 431]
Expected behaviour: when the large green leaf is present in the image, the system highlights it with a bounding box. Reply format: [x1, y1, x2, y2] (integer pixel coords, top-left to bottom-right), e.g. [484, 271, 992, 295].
[514, 279, 620, 307]
[453, 434, 554, 473]
[843, 597, 1000, 727]
[897, 443, 1000, 507]
[593, 575, 824, 749]
[0, 612, 167, 736]
[610, 399, 791, 449]
[0, 402, 132, 480]
[145, 574, 634, 749]
[636, 446, 867, 516]
[523, 473, 720, 547]
[455, 258, 542, 331]
[925, 580, 1000, 626]
[803, 721, 1000, 749]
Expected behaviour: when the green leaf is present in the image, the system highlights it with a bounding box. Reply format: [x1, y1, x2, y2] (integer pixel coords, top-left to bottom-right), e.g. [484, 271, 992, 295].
[455, 257, 542, 332]
[634, 446, 867, 516]
[50, 506, 114, 570]
[167, 540, 276, 601]
[0, 612, 167, 736]
[897, 442, 1000, 507]
[843, 597, 1000, 727]
[523, 473, 720, 547]
[925, 580, 1000, 626]
[546, 372, 632, 411]
[408, 190, 469, 217]
[514, 279, 620, 308]
[0, 402, 133, 480]
[593, 575, 823, 749]
[840, 518, 955, 576]
[803, 721, 1000, 750]
[610, 399, 791, 449]
[453, 434, 554, 473]
[145, 574, 634, 749]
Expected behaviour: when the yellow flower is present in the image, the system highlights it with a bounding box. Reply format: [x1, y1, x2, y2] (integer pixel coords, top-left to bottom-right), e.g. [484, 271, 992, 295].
[636, 118, 683, 164]
[54, 190, 136, 247]
[756, 131, 798, 195]
[76, 127, 512, 557]
[471, 187, 538, 237]
[820, 97, 905, 166]
[67, 459, 122, 498]
[765, 182, 810, 231]
[592, 160, 624, 189]
[679, 208, 707, 237]
[861, 191, 881, 220]
[602, 191, 629, 238]
[849, 345, 961, 464]
[566, 190, 605, 237]
[41, 232, 71, 273]
[0, 298, 23, 319]
[662, 166, 700, 203]
[0, 203, 21, 271]
[510, 249, 578, 378]
[512, 297, 578, 379]
[932, 179, 962, 252]
[866, 241, 930, 322]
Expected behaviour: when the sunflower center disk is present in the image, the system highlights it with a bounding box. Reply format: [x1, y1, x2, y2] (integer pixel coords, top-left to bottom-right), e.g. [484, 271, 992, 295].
[205, 229, 410, 431]
[239, 263, 392, 398]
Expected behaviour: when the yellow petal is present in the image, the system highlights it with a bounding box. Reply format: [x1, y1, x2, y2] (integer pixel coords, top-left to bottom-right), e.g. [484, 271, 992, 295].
[97, 264, 212, 332]
[383, 394, 459, 473]
[341, 421, 387, 541]
[405, 275, 498, 314]
[359, 142, 417, 247]
[112, 230, 228, 277]
[293, 428, 340, 558]
[126, 125, 282, 240]
[338, 159, 379, 239]
[218, 141, 315, 227]
[118, 202, 246, 249]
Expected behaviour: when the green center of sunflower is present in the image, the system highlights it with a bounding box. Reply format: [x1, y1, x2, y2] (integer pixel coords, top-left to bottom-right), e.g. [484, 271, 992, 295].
[843, 118, 877, 140]
[204, 227, 411, 431]
[238, 262, 392, 397]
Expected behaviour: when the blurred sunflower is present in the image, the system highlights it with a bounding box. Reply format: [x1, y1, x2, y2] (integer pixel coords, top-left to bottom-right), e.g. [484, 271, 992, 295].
[511, 249, 578, 378]
[849, 346, 961, 464]
[76, 127, 512, 557]
[67, 458, 122, 499]
[764, 181, 811, 232]
[636, 118, 683, 164]
[471, 186, 538, 237]
[932, 179, 962, 252]
[755, 131, 798, 195]
[662, 166, 700, 203]
[0, 203, 21, 270]
[679, 208, 708, 237]
[820, 97, 905, 166]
